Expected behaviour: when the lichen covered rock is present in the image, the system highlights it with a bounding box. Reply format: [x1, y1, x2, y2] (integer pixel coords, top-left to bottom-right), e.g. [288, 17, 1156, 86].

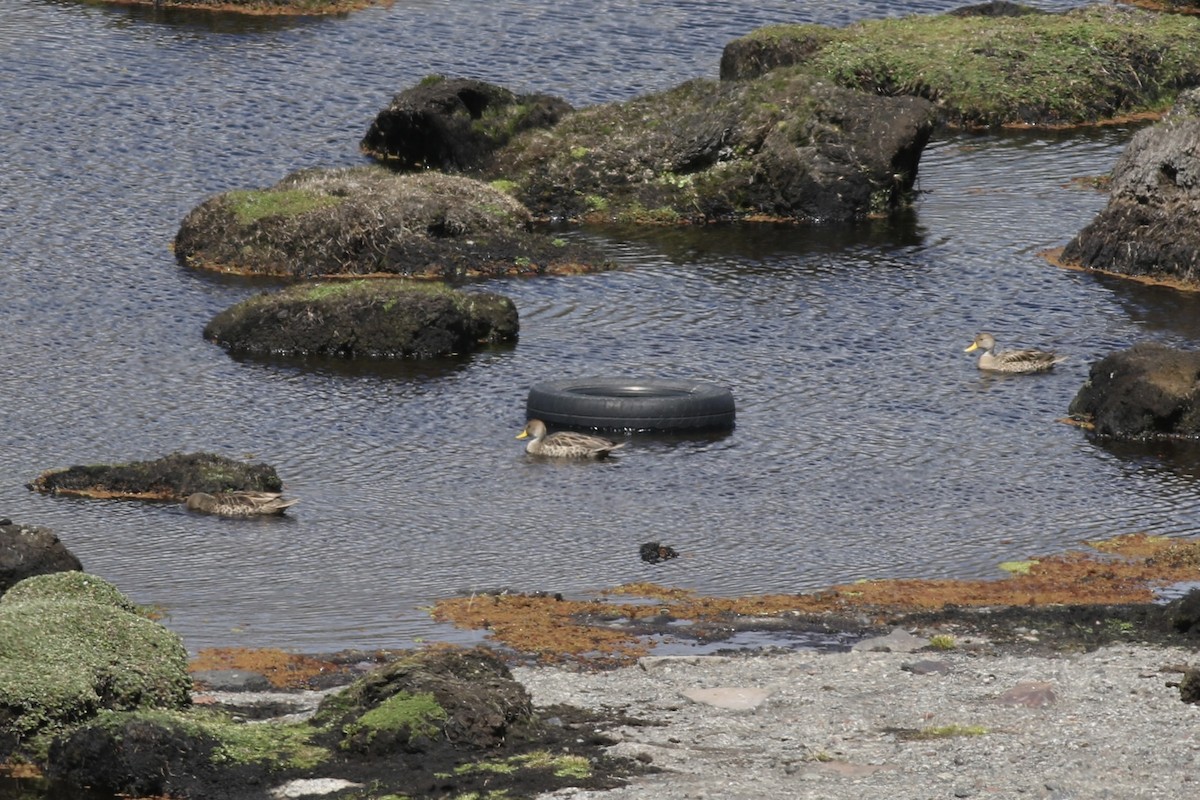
[720, 5, 1200, 128]
[203, 279, 518, 359]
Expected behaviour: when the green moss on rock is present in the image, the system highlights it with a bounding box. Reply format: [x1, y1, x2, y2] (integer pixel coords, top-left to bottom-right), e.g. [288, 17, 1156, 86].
[342, 691, 448, 749]
[225, 188, 344, 224]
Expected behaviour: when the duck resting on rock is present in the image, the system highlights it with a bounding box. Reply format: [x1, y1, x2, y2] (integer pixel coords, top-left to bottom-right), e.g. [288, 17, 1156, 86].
[965, 332, 1066, 374]
[183, 491, 299, 517]
[516, 419, 625, 459]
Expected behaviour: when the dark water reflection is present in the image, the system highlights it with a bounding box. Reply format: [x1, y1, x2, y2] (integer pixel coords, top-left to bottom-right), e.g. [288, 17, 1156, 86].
[3, 0, 1197, 666]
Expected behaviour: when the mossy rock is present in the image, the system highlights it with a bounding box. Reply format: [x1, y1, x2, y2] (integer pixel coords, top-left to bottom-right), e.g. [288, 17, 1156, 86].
[720, 4, 1200, 127]
[486, 73, 935, 223]
[203, 279, 518, 360]
[174, 166, 607, 279]
[27, 451, 284, 502]
[0, 573, 191, 763]
[312, 647, 534, 757]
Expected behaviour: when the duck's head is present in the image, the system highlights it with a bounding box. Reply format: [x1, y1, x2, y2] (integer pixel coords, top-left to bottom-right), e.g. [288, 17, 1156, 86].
[965, 332, 996, 353]
[517, 419, 547, 440]
[183, 493, 213, 511]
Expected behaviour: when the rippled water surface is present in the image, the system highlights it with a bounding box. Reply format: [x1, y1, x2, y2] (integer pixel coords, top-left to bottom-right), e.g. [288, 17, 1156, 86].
[3, 0, 1198, 656]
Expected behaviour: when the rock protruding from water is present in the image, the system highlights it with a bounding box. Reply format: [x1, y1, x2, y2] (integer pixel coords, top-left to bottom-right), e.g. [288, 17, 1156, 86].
[1061, 88, 1200, 287]
[175, 166, 607, 279]
[361, 75, 574, 171]
[28, 451, 284, 502]
[1068, 342, 1200, 437]
[204, 279, 517, 360]
[361, 74, 935, 225]
[0, 520, 82, 595]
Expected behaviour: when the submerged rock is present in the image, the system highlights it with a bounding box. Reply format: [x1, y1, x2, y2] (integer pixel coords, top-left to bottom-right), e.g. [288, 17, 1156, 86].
[204, 279, 518, 359]
[1068, 342, 1200, 438]
[28, 451, 284, 502]
[175, 166, 607, 279]
[1061, 87, 1200, 287]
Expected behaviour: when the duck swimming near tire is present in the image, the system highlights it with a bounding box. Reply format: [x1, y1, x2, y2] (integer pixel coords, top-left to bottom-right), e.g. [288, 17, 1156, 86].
[516, 419, 625, 459]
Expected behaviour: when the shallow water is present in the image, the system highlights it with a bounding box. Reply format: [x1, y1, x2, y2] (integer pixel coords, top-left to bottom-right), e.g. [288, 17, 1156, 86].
[3, 0, 1197, 660]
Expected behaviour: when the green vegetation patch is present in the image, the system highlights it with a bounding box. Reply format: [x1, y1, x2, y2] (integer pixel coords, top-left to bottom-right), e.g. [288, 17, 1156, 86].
[225, 188, 344, 225]
[448, 751, 593, 780]
[926, 634, 957, 651]
[889, 723, 988, 741]
[735, 5, 1200, 126]
[342, 691, 448, 747]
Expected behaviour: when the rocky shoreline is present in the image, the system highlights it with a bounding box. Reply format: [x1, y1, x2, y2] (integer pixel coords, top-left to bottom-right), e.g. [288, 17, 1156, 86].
[519, 637, 1200, 799]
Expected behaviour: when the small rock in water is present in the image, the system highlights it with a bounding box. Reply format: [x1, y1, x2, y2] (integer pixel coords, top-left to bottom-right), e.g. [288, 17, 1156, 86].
[640, 541, 679, 564]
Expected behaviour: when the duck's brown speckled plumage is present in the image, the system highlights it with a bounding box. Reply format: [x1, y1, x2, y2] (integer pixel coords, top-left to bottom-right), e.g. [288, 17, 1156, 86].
[184, 491, 299, 517]
[965, 332, 1066, 374]
[516, 419, 625, 459]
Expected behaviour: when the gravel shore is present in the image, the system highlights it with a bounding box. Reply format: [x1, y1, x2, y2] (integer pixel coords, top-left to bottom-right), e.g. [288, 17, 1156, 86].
[516, 638, 1200, 799]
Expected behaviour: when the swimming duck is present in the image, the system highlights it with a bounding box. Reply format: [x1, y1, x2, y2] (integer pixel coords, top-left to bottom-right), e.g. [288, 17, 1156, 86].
[183, 491, 299, 517]
[965, 332, 1066, 374]
[516, 419, 625, 459]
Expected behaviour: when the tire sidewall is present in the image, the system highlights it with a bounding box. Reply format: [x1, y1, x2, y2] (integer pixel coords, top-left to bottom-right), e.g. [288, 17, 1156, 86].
[526, 377, 735, 432]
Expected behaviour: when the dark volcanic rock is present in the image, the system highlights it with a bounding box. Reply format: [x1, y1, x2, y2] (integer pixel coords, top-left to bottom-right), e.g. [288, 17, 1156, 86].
[1061, 88, 1200, 286]
[48, 715, 227, 800]
[361, 76, 574, 171]
[0, 521, 82, 594]
[1068, 342, 1200, 438]
[204, 280, 518, 359]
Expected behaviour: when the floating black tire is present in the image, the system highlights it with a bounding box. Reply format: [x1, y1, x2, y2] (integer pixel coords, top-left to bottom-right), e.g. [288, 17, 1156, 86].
[526, 377, 736, 432]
